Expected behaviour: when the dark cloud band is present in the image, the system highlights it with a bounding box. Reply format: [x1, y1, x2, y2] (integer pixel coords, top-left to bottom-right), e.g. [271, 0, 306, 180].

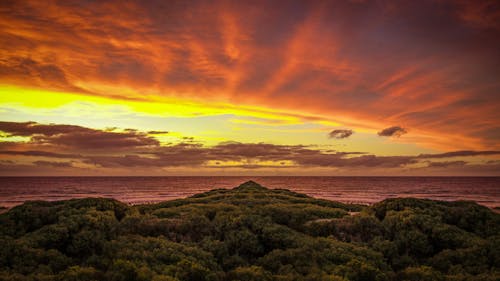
[1, 122, 499, 172]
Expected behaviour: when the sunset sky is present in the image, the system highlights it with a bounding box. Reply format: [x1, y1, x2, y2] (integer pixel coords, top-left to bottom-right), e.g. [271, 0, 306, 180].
[0, 0, 499, 175]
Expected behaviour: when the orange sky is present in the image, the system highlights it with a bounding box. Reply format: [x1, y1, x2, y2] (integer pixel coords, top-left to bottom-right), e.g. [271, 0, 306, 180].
[0, 0, 499, 175]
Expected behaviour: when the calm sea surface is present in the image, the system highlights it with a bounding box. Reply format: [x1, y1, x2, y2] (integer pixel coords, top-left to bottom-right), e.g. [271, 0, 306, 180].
[0, 177, 499, 208]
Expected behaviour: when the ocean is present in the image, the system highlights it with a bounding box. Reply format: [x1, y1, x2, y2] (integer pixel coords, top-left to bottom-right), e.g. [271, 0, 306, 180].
[0, 176, 499, 208]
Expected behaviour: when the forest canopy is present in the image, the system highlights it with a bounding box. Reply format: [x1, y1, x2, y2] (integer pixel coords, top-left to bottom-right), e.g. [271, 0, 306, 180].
[0, 181, 498, 281]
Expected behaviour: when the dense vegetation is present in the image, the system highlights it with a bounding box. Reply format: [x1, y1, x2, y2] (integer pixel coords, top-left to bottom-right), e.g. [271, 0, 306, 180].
[0, 181, 498, 281]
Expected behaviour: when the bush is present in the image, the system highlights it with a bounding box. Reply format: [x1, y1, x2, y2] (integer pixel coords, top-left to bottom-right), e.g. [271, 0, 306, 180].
[0, 181, 498, 280]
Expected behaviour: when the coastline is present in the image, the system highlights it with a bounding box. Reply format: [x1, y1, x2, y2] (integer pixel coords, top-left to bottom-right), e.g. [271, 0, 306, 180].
[1, 176, 499, 209]
[1, 181, 498, 280]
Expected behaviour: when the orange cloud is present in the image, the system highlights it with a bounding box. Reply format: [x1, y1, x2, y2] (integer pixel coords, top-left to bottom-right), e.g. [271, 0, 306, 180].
[0, 0, 499, 152]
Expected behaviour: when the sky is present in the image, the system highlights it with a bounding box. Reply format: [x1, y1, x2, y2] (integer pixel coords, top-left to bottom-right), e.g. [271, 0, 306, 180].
[0, 0, 499, 176]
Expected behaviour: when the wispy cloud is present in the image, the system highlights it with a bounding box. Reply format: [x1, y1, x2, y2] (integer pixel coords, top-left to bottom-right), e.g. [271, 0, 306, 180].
[0, 0, 498, 151]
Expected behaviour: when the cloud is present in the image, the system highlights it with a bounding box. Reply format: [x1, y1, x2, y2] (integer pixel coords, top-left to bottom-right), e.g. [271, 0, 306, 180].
[425, 161, 467, 168]
[457, 0, 500, 30]
[0, 121, 499, 174]
[0, 121, 85, 137]
[378, 126, 408, 137]
[147, 130, 169, 134]
[0, 150, 80, 158]
[0, 57, 89, 93]
[294, 154, 416, 168]
[33, 160, 74, 168]
[418, 150, 500, 159]
[0, 0, 498, 151]
[0, 121, 159, 150]
[86, 143, 209, 168]
[80, 142, 415, 169]
[209, 141, 309, 160]
[71, 143, 500, 170]
[328, 129, 354, 139]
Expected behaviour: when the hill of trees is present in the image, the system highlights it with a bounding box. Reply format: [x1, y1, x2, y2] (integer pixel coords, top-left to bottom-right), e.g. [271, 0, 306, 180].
[0, 181, 498, 281]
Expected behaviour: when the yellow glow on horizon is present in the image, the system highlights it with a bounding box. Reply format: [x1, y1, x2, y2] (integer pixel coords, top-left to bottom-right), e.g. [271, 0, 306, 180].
[0, 135, 30, 142]
[205, 160, 297, 167]
[0, 84, 449, 156]
[0, 84, 340, 126]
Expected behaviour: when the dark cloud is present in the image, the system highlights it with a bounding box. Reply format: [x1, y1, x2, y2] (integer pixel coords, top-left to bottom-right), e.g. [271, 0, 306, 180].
[33, 132, 158, 149]
[0, 121, 87, 137]
[1, 122, 499, 172]
[329, 129, 354, 139]
[418, 150, 500, 159]
[83, 155, 168, 168]
[88, 143, 210, 168]
[378, 126, 408, 137]
[0, 150, 80, 158]
[73, 142, 500, 170]
[426, 161, 467, 168]
[209, 142, 309, 161]
[86, 142, 418, 169]
[83, 141, 417, 169]
[294, 154, 416, 168]
[0, 121, 159, 150]
[33, 160, 74, 168]
[147, 131, 169, 134]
